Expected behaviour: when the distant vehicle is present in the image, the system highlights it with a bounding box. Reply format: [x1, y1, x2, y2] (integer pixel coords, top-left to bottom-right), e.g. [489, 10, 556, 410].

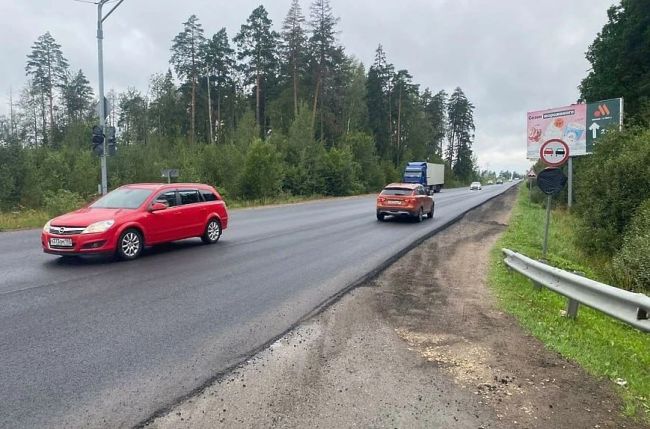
[496, 178, 504, 184]
[402, 162, 445, 193]
[41, 183, 229, 260]
[376, 183, 434, 222]
[470, 182, 482, 190]
[487, 180, 494, 185]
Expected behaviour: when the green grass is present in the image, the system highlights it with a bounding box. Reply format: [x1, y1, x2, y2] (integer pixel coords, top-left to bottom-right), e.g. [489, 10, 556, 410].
[0, 210, 50, 231]
[226, 193, 365, 209]
[489, 185, 650, 421]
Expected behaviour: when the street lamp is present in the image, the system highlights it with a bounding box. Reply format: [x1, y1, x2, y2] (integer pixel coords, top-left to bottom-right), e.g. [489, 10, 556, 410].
[97, 0, 126, 195]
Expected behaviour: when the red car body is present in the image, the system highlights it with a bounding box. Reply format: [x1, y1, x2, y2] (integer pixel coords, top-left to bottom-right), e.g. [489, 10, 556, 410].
[376, 183, 435, 222]
[41, 183, 228, 259]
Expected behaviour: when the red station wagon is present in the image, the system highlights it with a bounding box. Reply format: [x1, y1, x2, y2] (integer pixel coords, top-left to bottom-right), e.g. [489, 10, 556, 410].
[41, 183, 229, 260]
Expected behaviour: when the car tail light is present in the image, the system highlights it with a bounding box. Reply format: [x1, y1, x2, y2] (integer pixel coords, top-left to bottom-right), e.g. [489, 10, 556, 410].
[377, 197, 385, 204]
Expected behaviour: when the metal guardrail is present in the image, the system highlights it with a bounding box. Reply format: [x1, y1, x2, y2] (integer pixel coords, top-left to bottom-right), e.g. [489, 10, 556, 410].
[502, 248, 650, 332]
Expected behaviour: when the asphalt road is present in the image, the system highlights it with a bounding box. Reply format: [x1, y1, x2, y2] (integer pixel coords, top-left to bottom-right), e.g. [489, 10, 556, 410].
[0, 183, 517, 428]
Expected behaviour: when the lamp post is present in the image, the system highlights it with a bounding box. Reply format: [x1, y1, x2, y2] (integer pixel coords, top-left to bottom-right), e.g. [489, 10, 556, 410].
[97, 0, 126, 195]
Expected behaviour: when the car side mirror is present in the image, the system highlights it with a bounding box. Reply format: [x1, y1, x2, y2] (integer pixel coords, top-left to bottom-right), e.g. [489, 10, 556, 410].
[150, 202, 168, 212]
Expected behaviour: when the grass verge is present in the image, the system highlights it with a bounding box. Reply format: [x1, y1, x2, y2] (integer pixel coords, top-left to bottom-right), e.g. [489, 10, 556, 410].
[0, 210, 50, 232]
[489, 185, 650, 421]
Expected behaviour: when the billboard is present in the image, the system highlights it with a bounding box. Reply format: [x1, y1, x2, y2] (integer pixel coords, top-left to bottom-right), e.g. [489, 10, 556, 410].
[527, 104, 586, 159]
[586, 98, 623, 153]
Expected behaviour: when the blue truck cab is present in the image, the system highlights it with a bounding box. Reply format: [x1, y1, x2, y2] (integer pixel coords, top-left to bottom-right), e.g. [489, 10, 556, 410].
[403, 162, 445, 193]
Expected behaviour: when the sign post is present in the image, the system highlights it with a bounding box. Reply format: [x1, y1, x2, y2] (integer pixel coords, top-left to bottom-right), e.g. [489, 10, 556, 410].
[567, 157, 573, 208]
[527, 169, 537, 205]
[161, 169, 179, 184]
[537, 168, 568, 259]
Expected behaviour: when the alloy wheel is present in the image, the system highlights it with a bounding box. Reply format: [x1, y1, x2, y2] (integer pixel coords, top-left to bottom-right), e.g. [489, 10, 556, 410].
[207, 220, 221, 241]
[121, 232, 141, 258]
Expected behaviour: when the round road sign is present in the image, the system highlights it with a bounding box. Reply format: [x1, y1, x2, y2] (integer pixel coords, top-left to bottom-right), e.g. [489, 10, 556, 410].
[539, 139, 570, 167]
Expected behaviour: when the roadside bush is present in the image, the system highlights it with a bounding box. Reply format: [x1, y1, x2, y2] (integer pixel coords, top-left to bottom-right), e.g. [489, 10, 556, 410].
[341, 132, 385, 192]
[612, 199, 650, 293]
[43, 190, 85, 217]
[380, 160, 400, 185]
[0, 144, 27, 210]
[323, 147, 362, 196]
[239, 139, 284, 200]
[574, 127, 650, 255]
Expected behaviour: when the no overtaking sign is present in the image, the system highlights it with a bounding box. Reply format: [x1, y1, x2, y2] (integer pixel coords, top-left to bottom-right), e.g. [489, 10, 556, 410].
[540, 139, 569, 167]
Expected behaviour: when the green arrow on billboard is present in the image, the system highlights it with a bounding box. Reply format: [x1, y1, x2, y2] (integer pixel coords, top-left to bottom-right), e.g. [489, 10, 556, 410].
[586, 98, 623, 153]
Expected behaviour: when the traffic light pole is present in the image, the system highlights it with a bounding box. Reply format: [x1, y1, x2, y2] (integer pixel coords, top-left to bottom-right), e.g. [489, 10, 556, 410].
[96, 0, 125, 195]
[97, 1, 107, 195]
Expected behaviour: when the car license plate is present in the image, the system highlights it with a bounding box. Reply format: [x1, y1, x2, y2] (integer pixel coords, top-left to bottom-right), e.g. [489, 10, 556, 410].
[50, 237, 73, 247]
[388, 200, 402, 205]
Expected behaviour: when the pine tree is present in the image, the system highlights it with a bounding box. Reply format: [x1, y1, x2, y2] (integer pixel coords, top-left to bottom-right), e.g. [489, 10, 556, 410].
[366, 45, 394, 160]
[308, 0, 344, 142]
[234, 6, 279, 133]
[422, 89, 447, 158]
[446, 87, 475, 181]
[18, 82, 41, 147]
[149, 70, 181, 138]
[342, 60, 368, 134]
[118, 88, 148, 145]
[203, 28, 235, 140]
[25, 32, 69, 144]
[62, 69, 93, 123]
[391, 69, 417, 165]
[171, 15, 206, 144]
[281, 0, 307, 117]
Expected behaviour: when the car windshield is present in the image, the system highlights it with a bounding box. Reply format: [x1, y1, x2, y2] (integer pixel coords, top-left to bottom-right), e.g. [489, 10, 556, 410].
[90, 188, 153, 209]
[381, 188, 414, 196]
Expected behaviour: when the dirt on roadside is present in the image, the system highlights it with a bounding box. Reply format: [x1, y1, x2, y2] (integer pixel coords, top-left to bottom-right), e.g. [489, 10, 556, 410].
[146, 188, 643, 429]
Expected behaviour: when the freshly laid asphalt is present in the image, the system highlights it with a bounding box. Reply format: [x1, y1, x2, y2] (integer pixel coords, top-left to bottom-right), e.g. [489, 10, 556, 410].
[0, 183, 517, 428]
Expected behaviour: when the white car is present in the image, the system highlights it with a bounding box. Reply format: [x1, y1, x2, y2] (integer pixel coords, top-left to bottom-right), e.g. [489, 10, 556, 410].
[470, 181, 482, 190]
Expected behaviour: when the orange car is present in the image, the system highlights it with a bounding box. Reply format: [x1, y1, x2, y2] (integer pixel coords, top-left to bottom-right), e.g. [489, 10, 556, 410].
[376, 183, 434, 222]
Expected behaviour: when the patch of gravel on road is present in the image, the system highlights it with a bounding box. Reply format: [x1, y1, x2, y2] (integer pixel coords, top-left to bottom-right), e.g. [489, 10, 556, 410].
[146, 188, 641, 429]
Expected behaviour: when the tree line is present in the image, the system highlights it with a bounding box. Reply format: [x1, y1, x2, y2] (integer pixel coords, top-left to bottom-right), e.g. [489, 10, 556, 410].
[0, 0, 479, 211]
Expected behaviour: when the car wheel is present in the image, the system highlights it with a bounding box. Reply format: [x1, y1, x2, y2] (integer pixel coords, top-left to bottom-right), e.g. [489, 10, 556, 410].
[427, 205, 434, 219]
[201, 218, 222, 244]
[376, 213, 385, 222]
[117, 229, 143, 260]
[416, 207, 423, 222]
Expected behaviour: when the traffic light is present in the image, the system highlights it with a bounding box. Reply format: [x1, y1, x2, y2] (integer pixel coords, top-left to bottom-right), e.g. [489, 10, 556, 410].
[91, 125, 104, 156]
[106, 126, 117, 156]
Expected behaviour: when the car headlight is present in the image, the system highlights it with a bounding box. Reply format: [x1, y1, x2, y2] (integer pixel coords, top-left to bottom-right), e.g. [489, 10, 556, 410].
[81, 220, 115, 234]
[43, 220, 51, 233]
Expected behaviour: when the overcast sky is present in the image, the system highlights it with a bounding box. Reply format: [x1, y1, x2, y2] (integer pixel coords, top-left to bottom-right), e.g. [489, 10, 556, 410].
[0, 0, 615, 173]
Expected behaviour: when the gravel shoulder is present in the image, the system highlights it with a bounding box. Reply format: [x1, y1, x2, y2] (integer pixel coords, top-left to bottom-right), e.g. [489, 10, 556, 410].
[146, 188, 642, 429]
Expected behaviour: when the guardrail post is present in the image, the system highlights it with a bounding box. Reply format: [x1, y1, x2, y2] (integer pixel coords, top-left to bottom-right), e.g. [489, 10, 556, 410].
[638, 308, 648, 320]
[566, 298, 579, 319]
[531, 280, 543, 291]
